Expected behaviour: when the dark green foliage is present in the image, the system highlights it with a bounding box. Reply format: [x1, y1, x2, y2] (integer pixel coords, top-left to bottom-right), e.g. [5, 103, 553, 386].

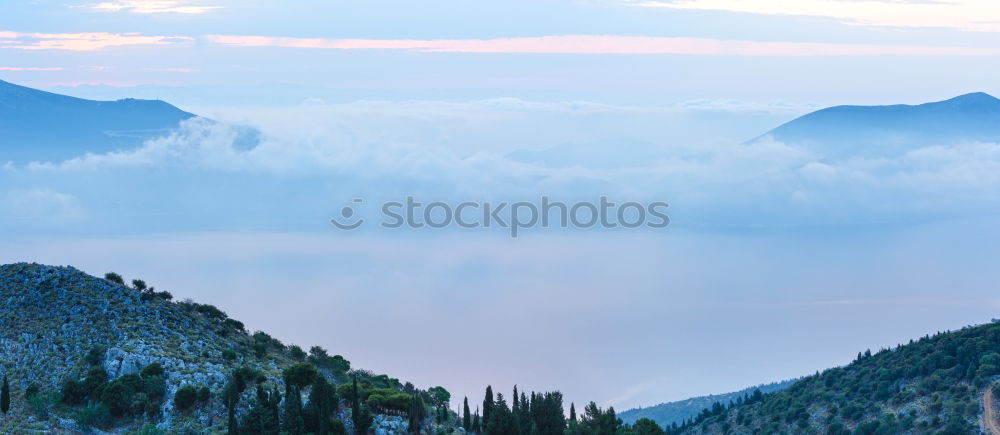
[486, 392, 515, 435]
[198, 386, 211, 402]
[75, 402, 112, 429]
[85, 345, 106, 366]
[222, 348, 237, 361]
[24, 383, 39, 401]
[289, 345, 306, 361]
[283, 386, 305, 434]
[224, 318, 245, 333]
[349, 378, 374, 435]
[428, 385, 451, 407]
[483, 385, 494, 424]
[463, 396, 472, 430]
[675, 321, 1000, 434]
[173, 385, 200, 411]
[409, 393, 427, 432]
[241, 385, 281, 435]
[306, 375, 336, 435]
[283, 363, 318, 390]
[141, 362, 164, 377]
[1, 375, 9, 414]
[131, 279, 147, 291]
[190, 303, 229, 321]
[104, 272, 125, 285]
[224, 367, 265, 434]
[630, 418, 665, 435]
[88, 366, 166, 418]
[308, 346, 351, 375]
[579, 402, 619, 435]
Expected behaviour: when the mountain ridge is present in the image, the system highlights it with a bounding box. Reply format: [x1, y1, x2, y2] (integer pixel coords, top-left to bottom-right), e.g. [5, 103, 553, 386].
[0, 79, 196, 164]
[751, 91, 1000, 158]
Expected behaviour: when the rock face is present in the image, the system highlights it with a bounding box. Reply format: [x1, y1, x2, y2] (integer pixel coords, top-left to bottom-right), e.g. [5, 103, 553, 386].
[0, 263, 300, 433]
[372, 414, 409, 435]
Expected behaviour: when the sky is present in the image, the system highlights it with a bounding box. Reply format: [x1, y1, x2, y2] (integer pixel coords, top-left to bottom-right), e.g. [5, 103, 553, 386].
[4, 0, 1000, 414]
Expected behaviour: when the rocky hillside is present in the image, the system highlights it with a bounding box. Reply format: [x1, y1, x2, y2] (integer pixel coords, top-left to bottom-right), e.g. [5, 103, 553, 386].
[0, 263, 450, 434]
[671, 320, 1000, 434]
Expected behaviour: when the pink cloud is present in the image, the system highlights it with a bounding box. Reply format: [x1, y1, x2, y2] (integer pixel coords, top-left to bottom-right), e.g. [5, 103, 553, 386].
[145, 67, 198, 72]
[0, 66, 63, 71]
[205, 34, 1000, 56]
[1, 31, 193, 51]
[90, 0, 221, 14]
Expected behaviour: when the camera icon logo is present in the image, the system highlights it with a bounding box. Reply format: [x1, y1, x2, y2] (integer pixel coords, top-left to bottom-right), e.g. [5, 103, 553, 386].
[330, 198, 365, 230]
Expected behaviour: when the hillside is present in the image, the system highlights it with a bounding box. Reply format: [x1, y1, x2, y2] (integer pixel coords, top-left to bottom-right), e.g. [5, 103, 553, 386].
[618, 380, 796, 429]
[670, 321, 1000, 435]
[0, 263, 450, 434]
[0, 79, 196, 164]
[752, 92, 1000, 158]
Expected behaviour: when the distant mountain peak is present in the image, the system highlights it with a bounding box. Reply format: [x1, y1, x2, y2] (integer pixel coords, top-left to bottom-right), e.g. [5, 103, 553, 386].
[752, 92, 1000, 157]
[935, 91, 1000, 108]
[0, 79, 196, 164]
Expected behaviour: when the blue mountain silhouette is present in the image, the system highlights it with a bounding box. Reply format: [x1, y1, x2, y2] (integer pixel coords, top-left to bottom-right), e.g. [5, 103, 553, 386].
[753, 92, 1000, 157]
[0, 79, 196, 164]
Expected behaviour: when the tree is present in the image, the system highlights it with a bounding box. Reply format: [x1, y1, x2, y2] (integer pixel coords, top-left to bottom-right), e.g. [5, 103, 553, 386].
[104, 272, 125, 285]
[131, 279, 147, 291]
[463, 397, 472, 430]
[1, 375, 9, 414]
[483, 385, 495, 425]
[224, 367, 263, 434]
[579, 402, 619, 435]
[428, 386, 451, 408]
[486, 393, 515, 435]
[283, 363, 318, 391]
[243, 385, 280, 435]
[350, 377, 373, 434]
[568, 403, 579, 435]
[631, 418, 665, 435]
[174, 385, 199, 411]
[311, 376, 335, 435]
[283, 387, 305, 434]
[409, 394, 426, 432]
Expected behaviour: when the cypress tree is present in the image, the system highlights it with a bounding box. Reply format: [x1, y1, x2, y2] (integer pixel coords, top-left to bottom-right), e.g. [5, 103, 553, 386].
[312, 376, 333, 435]
[0, 375, 8, 414]
[463, 397, 472, 430]
[351, 378, 361, 429]
[568, 402, 578, 435]
[483, 385, 494, 425]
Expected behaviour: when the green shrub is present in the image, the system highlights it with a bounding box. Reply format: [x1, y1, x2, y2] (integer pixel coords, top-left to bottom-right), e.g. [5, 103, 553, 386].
[174, 385, 199, 411]
[142, 362, 165, 377]
[290, 345, 307, 361]
[104, 272, 125, 285]
[75, 402, 112, 429]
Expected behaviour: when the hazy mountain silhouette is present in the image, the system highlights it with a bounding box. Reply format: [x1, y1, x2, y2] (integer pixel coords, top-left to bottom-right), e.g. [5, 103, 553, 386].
[752, 92, 1000, 157]
[0, 79, 196, 164]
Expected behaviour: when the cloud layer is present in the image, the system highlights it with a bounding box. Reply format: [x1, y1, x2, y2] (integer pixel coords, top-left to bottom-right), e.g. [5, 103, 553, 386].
[0, 31, 193, 51]
[205, 34, 1000, 56]
[6, 98, 1000, 233]
[636, 0, 1000, 32]
[89, 0, 221, 14]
